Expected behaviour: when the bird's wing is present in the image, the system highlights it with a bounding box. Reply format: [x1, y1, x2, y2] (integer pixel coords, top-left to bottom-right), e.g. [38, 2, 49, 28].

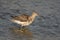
[13, 14, 30, 22]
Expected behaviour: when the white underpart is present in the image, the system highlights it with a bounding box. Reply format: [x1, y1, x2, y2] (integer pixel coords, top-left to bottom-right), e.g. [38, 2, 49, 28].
[11, 19, 33, 26]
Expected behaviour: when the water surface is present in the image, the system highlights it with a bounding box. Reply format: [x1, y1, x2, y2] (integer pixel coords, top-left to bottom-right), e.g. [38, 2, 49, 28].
[0, 0, 60, 40]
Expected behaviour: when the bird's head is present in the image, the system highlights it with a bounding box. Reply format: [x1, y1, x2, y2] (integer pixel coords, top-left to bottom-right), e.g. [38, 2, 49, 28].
[32, 12, 44, 19]
[32, 12, 39, 17]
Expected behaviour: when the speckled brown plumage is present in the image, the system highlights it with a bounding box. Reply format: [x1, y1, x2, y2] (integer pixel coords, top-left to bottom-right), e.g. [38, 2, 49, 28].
[11, 12, 38, 26]
[11, 14, 30, 22]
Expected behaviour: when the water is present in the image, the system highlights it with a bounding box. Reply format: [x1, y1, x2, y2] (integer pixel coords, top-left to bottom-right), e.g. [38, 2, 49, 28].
[0, 0, 60, 40]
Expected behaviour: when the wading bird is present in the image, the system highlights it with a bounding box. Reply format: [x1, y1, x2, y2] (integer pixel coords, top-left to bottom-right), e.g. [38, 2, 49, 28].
[11, 12, 39, 30]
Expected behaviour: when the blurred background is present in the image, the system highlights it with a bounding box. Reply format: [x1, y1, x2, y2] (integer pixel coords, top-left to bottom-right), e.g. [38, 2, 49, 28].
[0, 0, 60, 40]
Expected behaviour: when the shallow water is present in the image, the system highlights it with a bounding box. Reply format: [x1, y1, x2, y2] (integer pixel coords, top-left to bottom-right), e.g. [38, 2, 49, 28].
[0, 0, 60, 40]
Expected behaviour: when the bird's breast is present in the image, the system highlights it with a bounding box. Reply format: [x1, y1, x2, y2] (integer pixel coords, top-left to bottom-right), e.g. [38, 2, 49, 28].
[11, 19, 33, 26]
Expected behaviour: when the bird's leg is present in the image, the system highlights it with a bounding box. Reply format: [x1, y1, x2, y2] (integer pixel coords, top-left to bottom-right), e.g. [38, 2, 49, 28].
[18, 25, 22, 30]
[20, 26, 25, 31]
[18, 26, 21, 30]
[19, 26, 23, 30]
[22, 26, 25, 29]
[18, 26, 24, 32]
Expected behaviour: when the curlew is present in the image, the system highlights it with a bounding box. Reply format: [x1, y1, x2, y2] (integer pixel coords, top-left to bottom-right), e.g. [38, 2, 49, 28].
[10, 12, 39, 30]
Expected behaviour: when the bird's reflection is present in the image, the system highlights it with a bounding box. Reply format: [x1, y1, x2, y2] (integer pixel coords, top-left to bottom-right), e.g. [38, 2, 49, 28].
[9, 27, 33, 40]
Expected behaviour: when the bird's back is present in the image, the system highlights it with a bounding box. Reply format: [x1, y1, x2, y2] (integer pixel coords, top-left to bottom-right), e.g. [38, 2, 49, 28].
[11, 14, 30, 22]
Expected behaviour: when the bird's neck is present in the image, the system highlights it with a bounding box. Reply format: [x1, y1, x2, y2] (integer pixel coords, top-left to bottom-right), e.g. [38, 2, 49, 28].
[32, 15, 36, 18]
[30, 14, 36, 21]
